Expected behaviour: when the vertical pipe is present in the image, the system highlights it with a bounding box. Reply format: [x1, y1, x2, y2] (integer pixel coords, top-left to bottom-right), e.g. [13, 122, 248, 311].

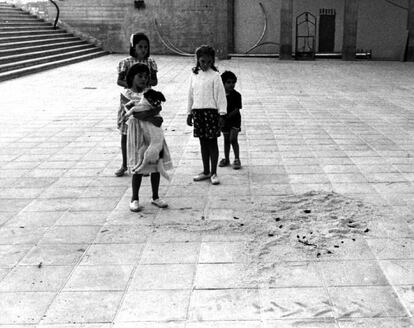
[280, 0, 293, 60]
[407, 0, 414, 60]
[342, 0, 359, 60]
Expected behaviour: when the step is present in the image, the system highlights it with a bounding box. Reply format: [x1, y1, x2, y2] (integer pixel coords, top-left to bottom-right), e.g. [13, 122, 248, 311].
[0, 32, 72, 43]
[0, 36, 80, 49]
[0, 29, 66, 37]
[0, 44, 96, 64]
[0, 16, 38, 21]
[0, 25, 55, 31]
[0, 40, 87, 56]
[0, 21, 50, 26]
[0, 12, 30, 16]
[0, 51, 108, 82]
[0, 47, 106, 73]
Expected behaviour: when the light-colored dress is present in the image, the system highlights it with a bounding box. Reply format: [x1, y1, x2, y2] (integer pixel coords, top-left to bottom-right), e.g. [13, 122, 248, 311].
[117, 56, 158, 135]
[126, 90, 173, 180]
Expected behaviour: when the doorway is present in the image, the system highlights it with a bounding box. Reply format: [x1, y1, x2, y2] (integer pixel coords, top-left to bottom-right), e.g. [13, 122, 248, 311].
[318, 8, 336, 52]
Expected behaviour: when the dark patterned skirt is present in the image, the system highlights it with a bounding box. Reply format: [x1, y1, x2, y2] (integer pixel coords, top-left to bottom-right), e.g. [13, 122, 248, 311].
[192, 108, 221, 139]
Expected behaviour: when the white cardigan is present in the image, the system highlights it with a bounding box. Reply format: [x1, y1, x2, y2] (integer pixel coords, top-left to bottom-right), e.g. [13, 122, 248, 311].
[187, 69, 227, 115]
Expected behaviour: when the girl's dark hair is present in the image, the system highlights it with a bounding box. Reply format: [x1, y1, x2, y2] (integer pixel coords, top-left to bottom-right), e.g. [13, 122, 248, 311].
[221, 70, 237, 82]
[192, 45, 218, 74]
[129, 32, 150, 58]
[126, 63, 150, 88]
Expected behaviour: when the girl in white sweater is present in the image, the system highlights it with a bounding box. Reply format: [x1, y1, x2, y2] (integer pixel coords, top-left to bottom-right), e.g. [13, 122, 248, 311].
[186, 45, 227, 185]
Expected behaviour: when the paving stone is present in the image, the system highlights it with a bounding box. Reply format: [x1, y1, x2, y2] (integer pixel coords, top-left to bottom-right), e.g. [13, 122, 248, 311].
[260, 287, 333, 320]
[43, 291, 122, 323]
[116, 290, 190, 322]
[329, 286, 408, 318]
[188, 289, 261, 321]
[0, 292, 56, 324]
[130, 264, 195, 290]
[0, 265, 73, 292]
[63, 265, 133, 291]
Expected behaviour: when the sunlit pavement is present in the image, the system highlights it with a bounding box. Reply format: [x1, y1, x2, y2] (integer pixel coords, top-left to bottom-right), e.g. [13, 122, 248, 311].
[0, 55, 413, 327]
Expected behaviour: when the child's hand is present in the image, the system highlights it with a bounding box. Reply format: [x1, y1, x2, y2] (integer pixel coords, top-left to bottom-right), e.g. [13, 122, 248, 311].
[218, 115, 226, 129]
[124, 108, 134, 118]
[186, 114, 193, 126]
[125, 100, 137, 110]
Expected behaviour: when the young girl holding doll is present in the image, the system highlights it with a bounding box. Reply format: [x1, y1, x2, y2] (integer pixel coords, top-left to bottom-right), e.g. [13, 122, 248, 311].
[123, 63, 172, 212]
[186, 45, 227, 185]
[115, 32, 158, 177]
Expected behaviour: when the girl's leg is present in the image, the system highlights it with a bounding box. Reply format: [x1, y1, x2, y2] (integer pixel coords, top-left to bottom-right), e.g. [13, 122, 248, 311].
[229, 128, 240, 160]
[131, 173, 143, 201]
[121, 134, 127, 168]
[115, 134, 128, 176]
[199, 138, 210, 174]
[208, 138, 219, 175]
[150, 172, 160, 200]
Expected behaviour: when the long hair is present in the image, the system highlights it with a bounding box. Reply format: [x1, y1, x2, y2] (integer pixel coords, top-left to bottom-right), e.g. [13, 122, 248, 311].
[126, 63, 150, 88]
[192, 45, 218, 74]
[129, 32, 150, 58]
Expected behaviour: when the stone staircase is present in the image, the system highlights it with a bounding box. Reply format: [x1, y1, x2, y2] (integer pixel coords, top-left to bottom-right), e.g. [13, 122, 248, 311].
[0, 2, 108, 82]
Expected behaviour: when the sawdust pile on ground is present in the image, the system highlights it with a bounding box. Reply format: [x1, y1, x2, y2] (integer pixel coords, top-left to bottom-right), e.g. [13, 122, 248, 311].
[158, 191, 386, 281]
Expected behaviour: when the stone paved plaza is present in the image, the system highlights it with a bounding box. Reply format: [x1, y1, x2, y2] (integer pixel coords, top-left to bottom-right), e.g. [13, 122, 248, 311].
[0, 55, 413, 327]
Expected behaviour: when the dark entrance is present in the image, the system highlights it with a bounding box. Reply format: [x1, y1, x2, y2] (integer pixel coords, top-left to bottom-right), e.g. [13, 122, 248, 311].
[318, 9, 336, 52]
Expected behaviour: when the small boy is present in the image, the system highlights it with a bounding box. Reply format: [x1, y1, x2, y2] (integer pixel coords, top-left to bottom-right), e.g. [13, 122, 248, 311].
[219, 71, 242, 169]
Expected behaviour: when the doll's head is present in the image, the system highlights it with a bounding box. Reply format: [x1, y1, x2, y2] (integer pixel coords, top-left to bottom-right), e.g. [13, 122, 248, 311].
[143, 89, 166, 107]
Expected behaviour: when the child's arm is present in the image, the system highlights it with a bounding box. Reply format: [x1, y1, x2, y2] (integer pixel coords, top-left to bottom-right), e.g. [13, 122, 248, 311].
[214, 74, 227, 116]
[226, 93, 242, 119]
[149, 60, 158, 87]
[117, 72, 128, 88]
[186, 75, 194, 126]
[117, 60, 128, 88]
[149, 69, 158, 87]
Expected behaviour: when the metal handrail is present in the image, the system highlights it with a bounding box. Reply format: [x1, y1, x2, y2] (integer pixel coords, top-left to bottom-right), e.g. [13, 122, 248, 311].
[49, 0, 60, 29]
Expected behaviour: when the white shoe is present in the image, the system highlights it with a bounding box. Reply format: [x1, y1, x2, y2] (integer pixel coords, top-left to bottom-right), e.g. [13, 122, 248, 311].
[129, 200, 140, 212]
[210, 174, 220, 185]
[193, 172, 211, 181]
[151, 198, 168, 208]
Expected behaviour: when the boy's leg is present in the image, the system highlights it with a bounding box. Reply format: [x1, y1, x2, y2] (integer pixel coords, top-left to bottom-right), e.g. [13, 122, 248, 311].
[220, 132, 230, 166]
[229, 128, 240, 160]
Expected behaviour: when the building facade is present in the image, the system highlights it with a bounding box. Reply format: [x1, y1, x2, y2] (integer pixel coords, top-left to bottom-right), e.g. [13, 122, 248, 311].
[8, 0, 414, 61]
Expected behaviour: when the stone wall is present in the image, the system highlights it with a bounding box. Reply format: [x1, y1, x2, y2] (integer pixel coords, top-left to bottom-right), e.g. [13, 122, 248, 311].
[6, 0, 411, 60]
[7, 0, 231, 58]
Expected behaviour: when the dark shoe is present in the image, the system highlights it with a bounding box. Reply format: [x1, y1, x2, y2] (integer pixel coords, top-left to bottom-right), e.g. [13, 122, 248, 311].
[219, 159, 230, 167]
[114, 166, 127, 177]
[233, 159, 241, 170]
